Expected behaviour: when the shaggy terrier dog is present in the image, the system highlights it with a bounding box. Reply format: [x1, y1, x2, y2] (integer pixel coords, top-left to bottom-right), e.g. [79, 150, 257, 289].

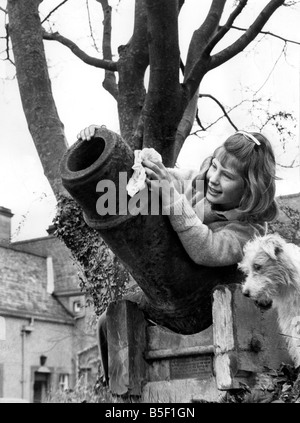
[239, 233, 300, 368]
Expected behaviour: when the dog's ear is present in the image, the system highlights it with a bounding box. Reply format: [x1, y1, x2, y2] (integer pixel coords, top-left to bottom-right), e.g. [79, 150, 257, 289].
[263, 233, 285, 260]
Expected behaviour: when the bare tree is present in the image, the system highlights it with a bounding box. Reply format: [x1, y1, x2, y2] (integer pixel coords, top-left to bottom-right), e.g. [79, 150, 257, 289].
[7, 0, 297, 186]
[4, 0, 299, 330]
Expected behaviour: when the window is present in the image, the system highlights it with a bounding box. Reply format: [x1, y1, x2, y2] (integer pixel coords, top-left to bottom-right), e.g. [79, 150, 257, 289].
[79, 368, 92, 386]
[73, 301, 82, 314]
[59, 374, 69, 391]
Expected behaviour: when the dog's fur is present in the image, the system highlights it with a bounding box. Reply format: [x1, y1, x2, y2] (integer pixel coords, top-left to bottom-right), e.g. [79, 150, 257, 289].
[239, 233, 300, 367]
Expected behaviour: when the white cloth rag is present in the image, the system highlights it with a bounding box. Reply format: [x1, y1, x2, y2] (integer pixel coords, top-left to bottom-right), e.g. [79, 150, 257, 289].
[126, 148, 162, 197]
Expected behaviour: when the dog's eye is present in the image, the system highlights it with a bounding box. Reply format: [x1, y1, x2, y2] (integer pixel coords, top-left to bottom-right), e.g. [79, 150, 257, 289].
[253, 263, 262, 272]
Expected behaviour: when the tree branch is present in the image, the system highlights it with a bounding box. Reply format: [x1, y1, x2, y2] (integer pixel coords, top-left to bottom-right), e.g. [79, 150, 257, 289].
[42, 29, 118, 71]
[97, 0, 118, 100]
[192, 96, 257, 135]
[209, 0, 285, 71]
[98, 0, 112, 59]
[86, 0, 100, 53]
[199, 93, 238, 131]
[196, 112, 206, 131]
[142, 0, 182, 162]
[255, 43, 287, 94]
[145, 0, 180, 97]
[115, 0, 149, 147]
[277, 162, 299, 168]
[174, 87, 199, 159]
[123, 0, 149, 149]
[183, 0, 226, 103]
[231, 25, 300, 46]
[206, 0, 248, 54]
[130, 0, 149, 71]
[41, 0, 69, 24]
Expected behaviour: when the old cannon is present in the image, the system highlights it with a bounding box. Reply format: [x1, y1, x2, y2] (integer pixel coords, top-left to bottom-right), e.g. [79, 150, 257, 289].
[60, 127, 243, 334]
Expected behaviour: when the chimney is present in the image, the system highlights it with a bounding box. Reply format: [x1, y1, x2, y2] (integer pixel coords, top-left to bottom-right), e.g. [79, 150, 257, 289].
[46, 224, 56, 236]
[0, 206, 14, 243]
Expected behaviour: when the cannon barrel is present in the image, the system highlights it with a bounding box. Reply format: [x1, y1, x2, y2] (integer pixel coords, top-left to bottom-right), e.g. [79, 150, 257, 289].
[60, 127, 242, 334]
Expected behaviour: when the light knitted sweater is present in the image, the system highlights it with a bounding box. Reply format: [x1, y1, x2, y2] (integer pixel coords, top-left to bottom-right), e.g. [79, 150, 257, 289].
[162, 168, 267, 267]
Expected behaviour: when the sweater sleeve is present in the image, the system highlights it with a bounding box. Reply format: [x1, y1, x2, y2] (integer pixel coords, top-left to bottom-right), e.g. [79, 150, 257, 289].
[162, 193, 263, 266]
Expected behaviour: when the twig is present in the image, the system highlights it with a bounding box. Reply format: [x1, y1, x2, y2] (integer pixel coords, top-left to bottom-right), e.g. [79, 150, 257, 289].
[5, 23, 15, 66]
[41, 0, 69, 24]
[231, 25, 300, 46]
[198, 93, 239, 131]
[86, 0, 100, 53]
[255, 42, 287, 94]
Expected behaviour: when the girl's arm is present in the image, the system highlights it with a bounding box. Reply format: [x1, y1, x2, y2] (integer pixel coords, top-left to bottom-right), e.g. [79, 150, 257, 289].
[165, 192, 265, 266]
[142, 158, 261, 267]
[171, 212, 257, 266]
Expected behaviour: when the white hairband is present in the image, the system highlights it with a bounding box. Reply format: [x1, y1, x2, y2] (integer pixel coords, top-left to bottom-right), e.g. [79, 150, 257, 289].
[236, 130, 261, 146]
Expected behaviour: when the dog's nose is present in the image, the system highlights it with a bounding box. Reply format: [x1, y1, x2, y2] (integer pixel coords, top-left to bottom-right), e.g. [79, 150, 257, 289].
[243, 289, 250, 297]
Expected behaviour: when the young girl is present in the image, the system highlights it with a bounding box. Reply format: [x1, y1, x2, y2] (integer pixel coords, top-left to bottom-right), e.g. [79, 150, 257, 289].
[78, 126, 278, 266]
[141, 130, 278, 267]
[77, 126, 278, 384]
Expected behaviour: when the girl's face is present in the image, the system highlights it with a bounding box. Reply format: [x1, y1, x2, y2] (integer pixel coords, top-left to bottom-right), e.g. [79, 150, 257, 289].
[206, 152, 244, 211]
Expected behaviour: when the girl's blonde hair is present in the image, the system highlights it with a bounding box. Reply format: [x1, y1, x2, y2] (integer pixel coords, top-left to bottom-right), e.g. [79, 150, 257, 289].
[201, 131, 279, 222]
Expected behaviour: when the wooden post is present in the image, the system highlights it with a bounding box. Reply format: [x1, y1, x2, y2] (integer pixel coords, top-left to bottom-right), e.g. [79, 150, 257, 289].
[106, 300, 147, 396]
[212, 283, 292, 390]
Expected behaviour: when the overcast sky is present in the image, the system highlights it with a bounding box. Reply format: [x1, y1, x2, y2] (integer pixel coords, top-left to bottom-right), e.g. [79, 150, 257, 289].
[0, 0, 299, 241]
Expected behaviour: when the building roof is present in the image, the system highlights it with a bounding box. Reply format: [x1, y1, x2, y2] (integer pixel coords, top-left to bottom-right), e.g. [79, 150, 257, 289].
[0, 246, 74, 325]
[10, 234, 82, 295]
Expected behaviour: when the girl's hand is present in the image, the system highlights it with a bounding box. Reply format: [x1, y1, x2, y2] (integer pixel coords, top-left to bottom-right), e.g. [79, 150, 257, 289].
[77, 125, 101, 141]
[142, 158, 175, 206]
[142, 158, 171, 183]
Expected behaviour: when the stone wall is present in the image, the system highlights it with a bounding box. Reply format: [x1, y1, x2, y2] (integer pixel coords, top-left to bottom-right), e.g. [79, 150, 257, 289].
[0, 245, 73, 322]
[0, 316, 74, 401]
[11, 235, 81, 295]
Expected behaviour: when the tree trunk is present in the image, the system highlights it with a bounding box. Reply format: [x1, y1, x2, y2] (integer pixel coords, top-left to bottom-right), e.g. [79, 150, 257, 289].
[7, 0, 68, 197]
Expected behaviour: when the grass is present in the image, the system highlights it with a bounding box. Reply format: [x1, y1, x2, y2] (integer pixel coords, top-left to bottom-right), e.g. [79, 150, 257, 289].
[45, 377, 117, 403]
[45, 375, 141, 403]
[45, 363, 300, 403]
